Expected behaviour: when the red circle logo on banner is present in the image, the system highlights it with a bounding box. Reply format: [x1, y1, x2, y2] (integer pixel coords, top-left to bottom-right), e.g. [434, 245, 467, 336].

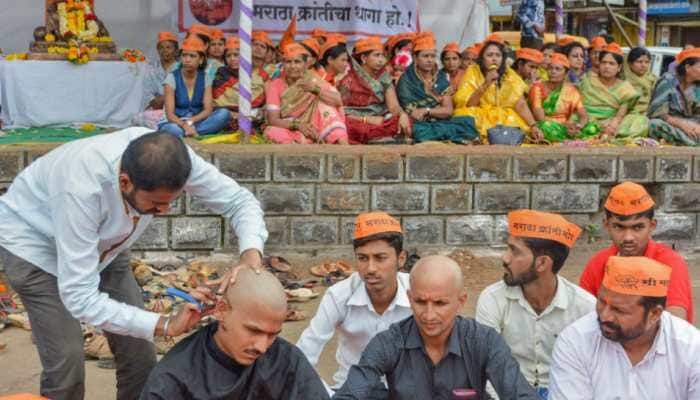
[189, 0, 233, 26]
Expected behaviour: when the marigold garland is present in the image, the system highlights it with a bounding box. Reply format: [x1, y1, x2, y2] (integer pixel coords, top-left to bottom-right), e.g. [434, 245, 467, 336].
[120, 49, 145, 63]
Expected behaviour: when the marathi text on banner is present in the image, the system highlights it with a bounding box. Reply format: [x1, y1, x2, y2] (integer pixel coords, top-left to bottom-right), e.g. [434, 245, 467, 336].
[178, 0, 418, 38]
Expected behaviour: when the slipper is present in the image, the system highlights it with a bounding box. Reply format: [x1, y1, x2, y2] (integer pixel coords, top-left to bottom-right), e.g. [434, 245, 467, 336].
[285, 307, 306, 322]
[310, 262, 338, 277]
[7, 313, 31, 331]
[84, 332, 113, 360]
[265, 256, 292, 273]
[133, 264, 153, 286]
[285, 288, 319, 302]
[283, 278, 320, 290]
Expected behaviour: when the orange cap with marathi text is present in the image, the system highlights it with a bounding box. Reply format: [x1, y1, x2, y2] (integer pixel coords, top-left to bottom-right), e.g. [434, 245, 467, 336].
[282, 43, 309, 59]
[301, 37, 321, 57]
[442, 42, 460, 55]
[157, 32, 178, 44]
[225, 37, 240, 51]
[188, 23, 212, 39]
[603, 42, 623, 56]
[602, 256, 671, 297]
[508, 210, 582, 248]
[516, 48, 544, 63]
[181, 36, 206, 53]
[252, 31, 273, 48]
[676, 47, 700, 64]
[353, 212, 403, 240]
[210, 28, 225, 41]
[550, 53, 570, 68]
[413, 31, 436, 52]
[604, 181, 655, 216]
[590, 36, 607, 50]
[354, 37, 383, 55]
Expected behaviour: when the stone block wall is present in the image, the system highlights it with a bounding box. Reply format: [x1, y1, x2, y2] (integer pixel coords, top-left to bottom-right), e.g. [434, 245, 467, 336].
[2, 145, 700, 258]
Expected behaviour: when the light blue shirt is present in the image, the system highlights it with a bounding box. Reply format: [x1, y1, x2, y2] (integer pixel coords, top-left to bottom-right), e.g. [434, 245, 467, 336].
[0, 127, 267, 341]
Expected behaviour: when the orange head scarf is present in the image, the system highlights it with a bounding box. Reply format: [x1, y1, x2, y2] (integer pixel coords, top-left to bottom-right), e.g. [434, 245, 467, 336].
[252, 31, 273, 48]
[603, 256, 671, 297]
[442, 42, 460, 56]
[225, 37, 240, 51]
[157, 32, 178, 44]
[181, 36, 206, 53]
[604, 182, 655, 216]
[188, 23, 211, 39]
[412, 31, 436, 52]
[676, 47, 700, 64]
[282, 43, 310, 59]
[515, 48, 544, 63]
[354, 36, 383, 55]
[210, 28, 224, 42]
[301, 37, 321, 57]
[508, 210, 582, 248]
[353, 212, 403, 240]
[550, 53, 570, 68]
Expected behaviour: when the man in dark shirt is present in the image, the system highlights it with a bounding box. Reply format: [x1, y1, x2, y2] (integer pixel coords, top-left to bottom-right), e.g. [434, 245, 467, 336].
[140, 269, 329, 400]
[333, 255, 538, 400]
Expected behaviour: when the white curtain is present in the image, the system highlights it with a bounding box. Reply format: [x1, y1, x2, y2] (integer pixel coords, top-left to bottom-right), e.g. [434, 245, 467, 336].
[419, 0, 490, 51]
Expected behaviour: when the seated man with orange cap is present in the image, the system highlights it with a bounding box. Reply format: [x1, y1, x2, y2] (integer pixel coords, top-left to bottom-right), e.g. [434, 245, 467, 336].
[297, 212, 412, 396]
[550, 256, 700, 399]
[213, 37, 267, 131]
[477, 210, 595, 400]
[529, 53, 599, 142]
[336, 36, 411, 144]
[158, 36, 231, 137]
[579, 182, 693, 322]
[263, 43, 348, 144]
[513, 48, 544, 86]
[648, 47, 700, 146]
[133, 32, 180, 129]
[453, 33, 543, 143]
[396, 31, 479, 143]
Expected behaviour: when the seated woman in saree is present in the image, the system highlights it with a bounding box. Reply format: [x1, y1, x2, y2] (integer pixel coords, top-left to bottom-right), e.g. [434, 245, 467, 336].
[648, 47, 700, 146]
[514, 47, 544, 86]
[213, 37, 267, 131]
[529, 53, 599, 142]
[579, 43, 648, 141]
[253, 31, 277, 78]
[318, 40, 349, 86]
[158, 36, 231, 137]
[337, 36, 412, 144]
[300, 37, 322, 71]
[396, 32, 479, 144]
[557, 37, 586, 85]
[133, 31, 179, 129]
[453, 35, 543, 143]
[441, 42, 464, 91]
[207, 28, 226, 70]
[623, 47, 657, 115]
[385, 33, 415, 84]
[263, 43, 349, 144]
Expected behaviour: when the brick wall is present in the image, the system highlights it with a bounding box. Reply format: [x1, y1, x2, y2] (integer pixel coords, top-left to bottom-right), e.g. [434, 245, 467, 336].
[1, 144, 700, 258]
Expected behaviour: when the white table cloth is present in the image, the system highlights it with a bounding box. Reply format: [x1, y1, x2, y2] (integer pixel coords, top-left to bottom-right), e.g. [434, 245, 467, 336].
[0, 60, 146, 128]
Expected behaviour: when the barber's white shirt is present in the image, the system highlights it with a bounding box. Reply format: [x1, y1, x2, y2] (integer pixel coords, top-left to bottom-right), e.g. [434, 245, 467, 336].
[297, 272, 412, 389]
[549, 311, 700, 400]
[0, 127, 267, 341]
[476, 275, 595, 388]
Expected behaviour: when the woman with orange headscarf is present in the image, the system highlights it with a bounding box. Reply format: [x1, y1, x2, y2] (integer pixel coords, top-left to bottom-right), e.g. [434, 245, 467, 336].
[264, 43, 348, 144]
[579, 43, 648, 141]
[207, 28, 226, 69]
[441, 42, 464, 91]
[529, 53, 599, 142]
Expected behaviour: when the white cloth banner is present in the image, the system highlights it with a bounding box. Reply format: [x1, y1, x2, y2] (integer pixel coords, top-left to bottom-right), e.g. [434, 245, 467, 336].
[177, 0, 418, 38]
[0, 61, 147, 128]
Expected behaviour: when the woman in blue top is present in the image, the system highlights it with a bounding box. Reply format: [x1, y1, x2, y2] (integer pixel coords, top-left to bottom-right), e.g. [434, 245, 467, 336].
[158, 36, 230, 137]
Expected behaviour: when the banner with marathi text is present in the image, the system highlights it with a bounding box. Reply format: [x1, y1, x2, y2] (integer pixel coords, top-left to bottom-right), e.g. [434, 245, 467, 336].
[178, 0, 418, 38]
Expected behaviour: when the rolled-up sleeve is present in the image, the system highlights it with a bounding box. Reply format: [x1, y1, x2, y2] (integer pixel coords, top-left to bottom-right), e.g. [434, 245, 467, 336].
[52, 193, 160, 340]
[184, 148, 268, 254]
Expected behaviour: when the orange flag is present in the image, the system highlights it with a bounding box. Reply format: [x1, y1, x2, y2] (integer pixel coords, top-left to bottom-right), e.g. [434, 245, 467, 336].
[279, 15, 297, 51]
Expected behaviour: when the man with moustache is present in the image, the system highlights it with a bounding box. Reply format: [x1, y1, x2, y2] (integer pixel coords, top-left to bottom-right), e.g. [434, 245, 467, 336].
[140, 269, 329, 399]
[476, 210, 595, 399]
[0, 128, 267, 400]
[549, 256, 700, 399]
[333, 255, 538, 400]
[579, 181, 693, 322]
[297, 212, 412, 396]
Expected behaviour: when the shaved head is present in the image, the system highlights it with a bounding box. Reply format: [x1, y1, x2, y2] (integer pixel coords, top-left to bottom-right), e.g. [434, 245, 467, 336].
[224, 268, 287, 312]
[410, 255, 464, 293]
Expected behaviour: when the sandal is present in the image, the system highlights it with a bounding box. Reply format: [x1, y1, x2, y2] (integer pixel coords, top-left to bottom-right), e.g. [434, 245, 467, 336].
[265, 256, 292, 273]
[310, 261, 353, 278]
[285, 307, 306, 322]
[285, 288, 319, 302]
[7, 312, 31, 331]
[84, 332, 113, 360]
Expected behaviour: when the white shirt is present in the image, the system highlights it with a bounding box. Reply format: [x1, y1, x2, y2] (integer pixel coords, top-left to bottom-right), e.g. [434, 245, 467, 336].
[549, 311, 700, 400]
[476, 275, 596, 388]
[297, 271, 412, 389]
[0, 127, 267, 341]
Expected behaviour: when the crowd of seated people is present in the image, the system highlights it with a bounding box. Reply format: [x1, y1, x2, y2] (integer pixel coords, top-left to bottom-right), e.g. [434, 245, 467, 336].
[134, 25, 699, 146]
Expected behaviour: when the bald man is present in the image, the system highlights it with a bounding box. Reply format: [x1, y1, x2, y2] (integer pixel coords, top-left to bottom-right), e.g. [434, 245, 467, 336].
[139, 269, 329, 400]
[333, 256, 537, 400]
